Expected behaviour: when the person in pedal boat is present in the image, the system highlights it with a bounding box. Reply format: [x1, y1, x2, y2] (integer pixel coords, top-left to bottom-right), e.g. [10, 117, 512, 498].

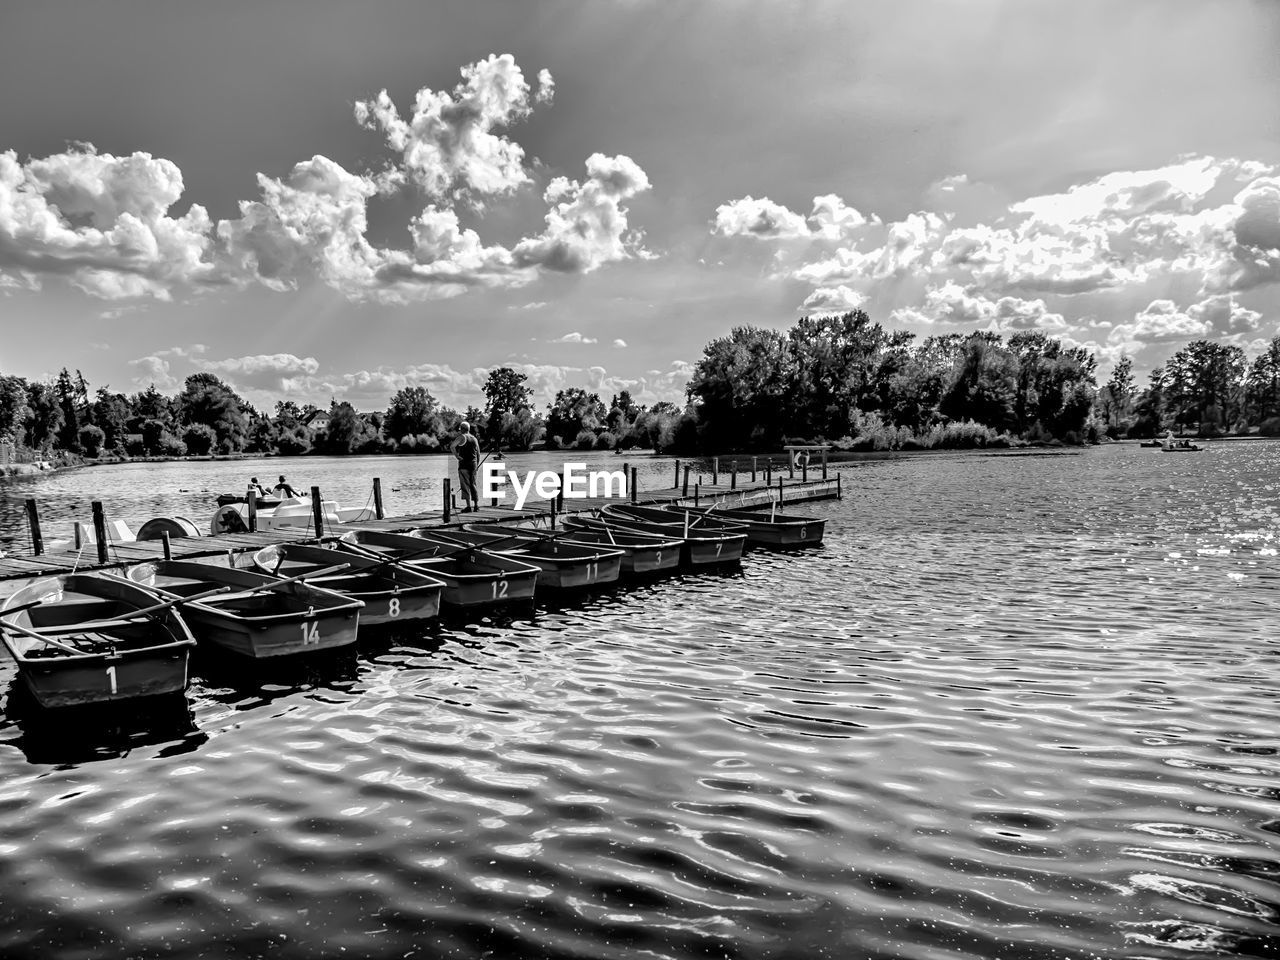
[273, 475, 301, 498]
[249, 477, 271, 498]
[452, 421, 481, 513]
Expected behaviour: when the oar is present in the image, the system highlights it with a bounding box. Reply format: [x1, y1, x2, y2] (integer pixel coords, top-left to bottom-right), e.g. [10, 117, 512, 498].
[770, 500, 777, 522]
[339, 540, 460, 569]
[0, 619, 84, 655]
[0, 598, 46, 619]
[422, 528, 531, 553]
[119, 585, 233, 623]
[242, 563, 351, 592]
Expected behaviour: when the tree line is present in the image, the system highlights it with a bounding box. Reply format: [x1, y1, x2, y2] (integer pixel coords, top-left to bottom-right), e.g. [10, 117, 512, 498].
[4, 310, 1279, 464]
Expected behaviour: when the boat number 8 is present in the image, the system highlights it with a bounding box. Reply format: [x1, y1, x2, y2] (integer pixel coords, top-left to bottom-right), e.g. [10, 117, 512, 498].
[492, 578, 509, 600]
[388, 597, 401, 618]
[300, 621, 320, 645]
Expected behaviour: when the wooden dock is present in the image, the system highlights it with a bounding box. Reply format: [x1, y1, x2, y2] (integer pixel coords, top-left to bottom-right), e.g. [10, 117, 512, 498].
[0, 472, 841, 592]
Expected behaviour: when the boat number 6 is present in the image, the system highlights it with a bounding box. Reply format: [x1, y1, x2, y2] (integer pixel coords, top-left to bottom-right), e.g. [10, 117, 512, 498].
[300, 621, 320, 645]
[492, 578, 509, 600]
[800, 526, 807, 539]
[388, 597, 401, 618]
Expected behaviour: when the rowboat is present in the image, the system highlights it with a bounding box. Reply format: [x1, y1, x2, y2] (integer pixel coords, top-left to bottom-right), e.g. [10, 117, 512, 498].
[676, 504, 826, 548]
[0, 574, 197, 708]
[337, 529, 540, 608]
[253, 543, 444, 626]
[414, 528, 623, 590]
[469, 521, 682, 577]
[122, 559, 364, 658]
[598, 505, 748, 565]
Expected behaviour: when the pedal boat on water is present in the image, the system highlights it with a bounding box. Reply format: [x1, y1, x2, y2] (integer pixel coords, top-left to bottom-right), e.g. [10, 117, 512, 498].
[596, 504, 748, 565]
[336, 529, 540, 608]
[0, 574, 197, 708]
[252, 543, 444, 626]
[413, 527, 623, 590]
[121, 559, 363, 657]
[672, 503, 826, 548]
[466, 521, 681, 577]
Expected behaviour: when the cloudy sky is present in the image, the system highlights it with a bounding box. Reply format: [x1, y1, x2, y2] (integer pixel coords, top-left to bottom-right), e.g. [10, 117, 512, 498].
[2, 0, 1279, 412]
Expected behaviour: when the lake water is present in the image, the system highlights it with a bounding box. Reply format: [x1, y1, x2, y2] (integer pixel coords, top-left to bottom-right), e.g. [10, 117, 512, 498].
[1, 443, 1278, 958]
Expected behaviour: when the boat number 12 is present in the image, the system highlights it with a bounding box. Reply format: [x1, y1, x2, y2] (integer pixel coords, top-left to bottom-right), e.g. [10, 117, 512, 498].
[300, 621, 321, 645]
[492, 578, 509, 600]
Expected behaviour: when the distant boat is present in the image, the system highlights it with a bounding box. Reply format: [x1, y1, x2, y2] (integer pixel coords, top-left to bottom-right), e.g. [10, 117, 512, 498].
[1162, 441, 1202, 452]
[1139, 439, 1163, 448]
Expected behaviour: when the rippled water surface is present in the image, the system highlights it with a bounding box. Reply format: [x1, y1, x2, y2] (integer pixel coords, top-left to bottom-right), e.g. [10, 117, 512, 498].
[2, 443, 1279, 959]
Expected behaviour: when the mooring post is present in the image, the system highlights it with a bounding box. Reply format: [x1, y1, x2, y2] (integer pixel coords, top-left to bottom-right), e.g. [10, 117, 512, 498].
[24, 498, 43, 556]
[731, 460, 737, 490]
[802, 457, 808, 483]
[837, 472, 842, 499]
[373, 477, 385, 520]
[694, 482, 700, 506]
[557, 472, 565, 511]
[247, 487, 258, 533]
[789, 454, 795, 479]
[310, 486, 325, 538]
[443, 478, 452, 524]
[682, 465, 690, 497]
[777, 476, 784, 505]
[751, 456, 757, 482]
[765, 458, 771, 484]
[162, 531, 172, 561]
[674, 459, 680, 489]
[822, 448, 828, 480]
[549, 495, 557, 530]
[712, 458, 718, 487]
[92, 501, 109, 565]
[631, 466, 638, 503]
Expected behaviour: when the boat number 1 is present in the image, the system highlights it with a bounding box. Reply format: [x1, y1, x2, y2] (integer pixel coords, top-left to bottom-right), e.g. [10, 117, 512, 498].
[492, 578, 509, 600]
[106, 664, 117, 694]
[388, 597, 401, 618]
[300, 621, 321, 645]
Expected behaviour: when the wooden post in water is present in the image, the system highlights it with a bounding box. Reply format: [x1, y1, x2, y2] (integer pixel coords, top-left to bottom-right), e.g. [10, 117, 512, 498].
[802, 457, 808, 483]
[777, 476, 784, 505]
[622, 462, 630, 502]
[730, 460, 737, 490]
[247, 488, 258, 533]
[822, 449, 828, 480]
[92, 501, 109, 565]
[310, 486, 325, 538]
[674, 459, 680, 489]
[837, 472, 842, 499]
[694, 482, 700, 506]
[373, 477, 385, 520]
[765, 458, 771, 484]
[712, 458, 718, 487]
[24, 498, 43, 556]
[442, 478, 452, 524]
[162, 531, 172, 561]
[751, 457, 757, 482]
[682, 464, 690, 497]
[557, 472, 565, 511]
[630, 466, 638, 503]
[789, 454, 795, 479]
[549, 493, 557, 530]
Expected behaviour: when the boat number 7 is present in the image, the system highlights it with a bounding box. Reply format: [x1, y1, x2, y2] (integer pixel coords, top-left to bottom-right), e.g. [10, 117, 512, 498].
[106, 664, 117, 695]
[300, 621, 320, 645]
[715, 541, 723, 557]
[492, 578, 509, 600]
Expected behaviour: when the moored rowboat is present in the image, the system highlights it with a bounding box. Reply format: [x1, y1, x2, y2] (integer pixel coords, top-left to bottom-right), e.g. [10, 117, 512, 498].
[596, 506, 747, 565]
[0, 574, 196, 708]
[122, 559, 363, 657]
[414, 528, 623, 590]
[674, 504, 826, 548]
[470, 521, 682, 577]
[337, 529, 540, 608]
[253, 543, 444, 626]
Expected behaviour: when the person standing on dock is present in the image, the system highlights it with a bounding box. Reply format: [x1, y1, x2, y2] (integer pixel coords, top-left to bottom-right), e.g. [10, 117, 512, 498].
[452, 421, 481, 513]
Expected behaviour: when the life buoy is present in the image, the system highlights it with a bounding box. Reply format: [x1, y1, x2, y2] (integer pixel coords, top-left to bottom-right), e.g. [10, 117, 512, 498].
[209, 506, 248, 535]
[793, 450, 811, 469]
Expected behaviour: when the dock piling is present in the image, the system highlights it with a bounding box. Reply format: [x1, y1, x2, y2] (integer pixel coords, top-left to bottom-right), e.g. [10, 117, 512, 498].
[373, 478, 384, 520]
[730, 460, 737, 490]
[694, 482, 700, 506]
[751, 456, 757, 482]
[311, 486, 325, 538]
[92, 501, 109, 565]
[443, 478, 452, 524]
[682, 465, 690, 497]
[802, 458, 808, 482]
[822, 448, 828, 480]
[24, 498, 43, 556]
[789, 455, 794, 479]
[247, 487, 258, 533]
[713, 458, 718, 486]
[837, 472, 842, 499]
[674, 459, 680, 489]
[162, 532, 172, 561]
[630, 466, 638, 503]
[777, 477, 784, 505]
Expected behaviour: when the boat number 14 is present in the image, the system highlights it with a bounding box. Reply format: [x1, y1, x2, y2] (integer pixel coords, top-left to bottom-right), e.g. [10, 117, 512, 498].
[299, 621, 321, 645]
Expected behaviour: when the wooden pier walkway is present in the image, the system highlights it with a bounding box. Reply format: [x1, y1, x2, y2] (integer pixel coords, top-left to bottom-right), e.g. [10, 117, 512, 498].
[0, 472, 841, 591]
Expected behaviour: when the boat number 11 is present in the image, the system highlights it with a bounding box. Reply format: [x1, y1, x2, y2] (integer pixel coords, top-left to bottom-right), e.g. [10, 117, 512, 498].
[300, 621, 321, 645]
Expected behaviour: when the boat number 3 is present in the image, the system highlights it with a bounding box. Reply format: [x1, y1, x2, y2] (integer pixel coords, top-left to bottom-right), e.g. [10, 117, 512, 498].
[106, 664, 118, 694]
[388, 597, 401, 618]
[300, 621, 321, 645]
[654, 551, 661, 565]
[492, 578, 509, 600]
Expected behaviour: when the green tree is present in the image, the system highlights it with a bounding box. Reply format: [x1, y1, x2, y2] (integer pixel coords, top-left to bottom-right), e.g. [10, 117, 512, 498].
[55, 368, 82, 452]
[0, 375, 30, 441]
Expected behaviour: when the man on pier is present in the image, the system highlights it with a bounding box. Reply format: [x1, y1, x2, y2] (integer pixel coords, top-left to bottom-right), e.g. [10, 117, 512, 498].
[452, 421, 481, 513]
